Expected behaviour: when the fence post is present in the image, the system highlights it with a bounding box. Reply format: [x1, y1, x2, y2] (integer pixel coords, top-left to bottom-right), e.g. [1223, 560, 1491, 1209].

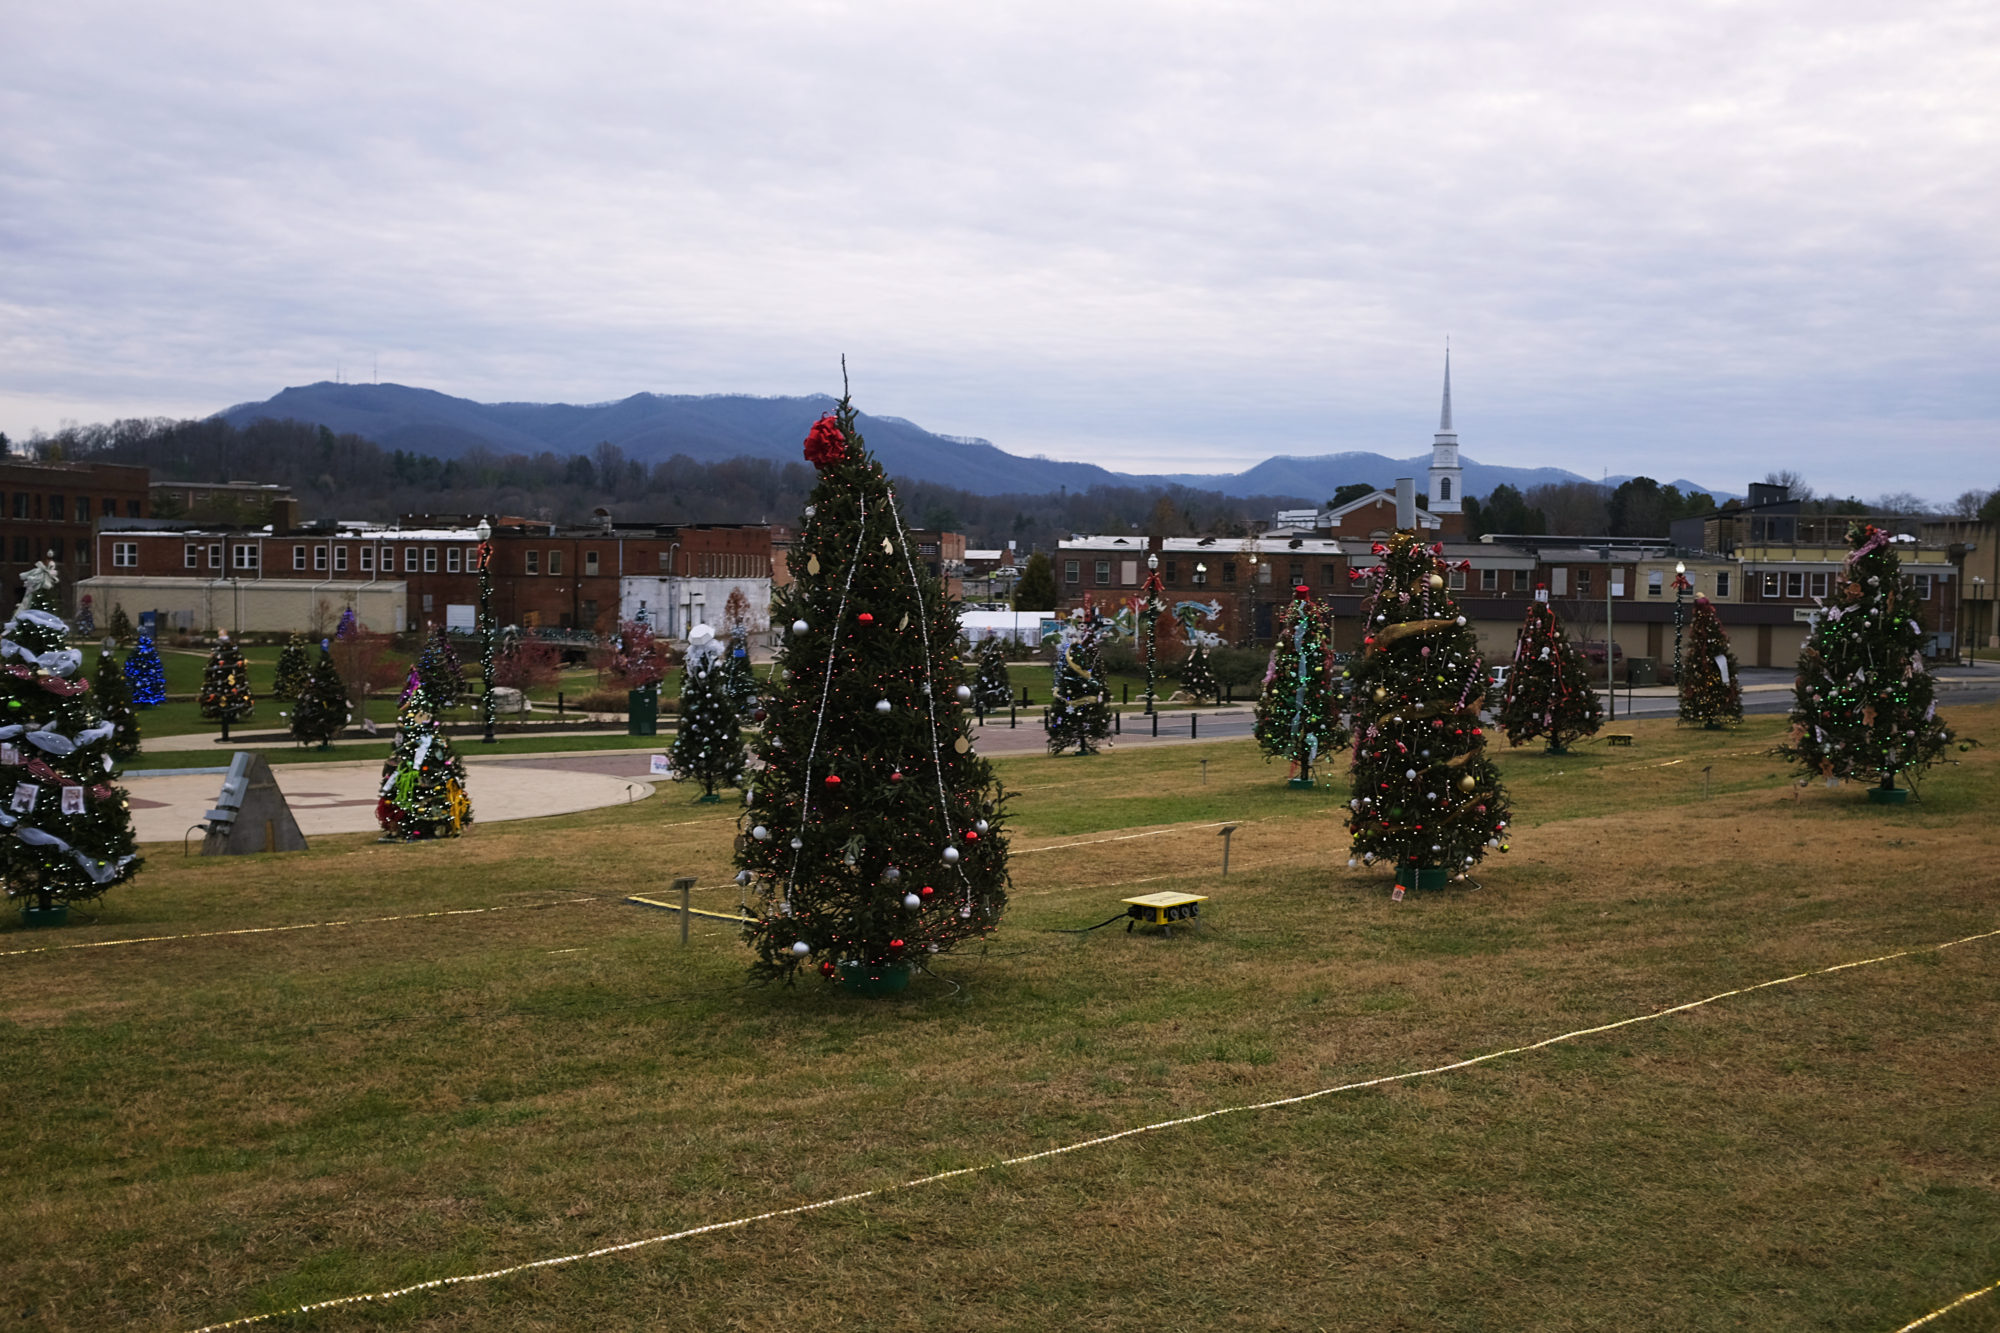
[1152, 711, 1159, 738]
[672, 875, 696, 946]
[1191, 712, 1198, 739]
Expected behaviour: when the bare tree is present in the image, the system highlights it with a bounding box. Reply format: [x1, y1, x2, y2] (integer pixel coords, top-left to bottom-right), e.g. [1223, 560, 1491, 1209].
[1951, 488, 1992, 518]
[1872, 491, 1932, 521]
[1763, 470, 1813, 501]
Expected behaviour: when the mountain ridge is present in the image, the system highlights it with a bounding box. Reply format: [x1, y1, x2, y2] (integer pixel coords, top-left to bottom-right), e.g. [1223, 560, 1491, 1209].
[217, 382, 1734, 504]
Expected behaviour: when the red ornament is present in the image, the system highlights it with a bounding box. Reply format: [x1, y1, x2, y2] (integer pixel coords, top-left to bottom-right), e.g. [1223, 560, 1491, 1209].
[888, 938, 906, 955]
[820, 960, 836, 977]
[890, 770, 903, 782]
[803, 414, 848, 468]
[824, 774, 841, 786]
[965, 830, 978, 841]
[857, 612, 874, 624]
[919, 885, 935, 899]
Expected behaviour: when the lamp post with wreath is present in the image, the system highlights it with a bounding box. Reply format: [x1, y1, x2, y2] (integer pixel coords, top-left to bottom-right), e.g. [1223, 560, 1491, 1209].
[1140, 551, 1164, 714]
[476, 517, 497, 744]
[1671, 559, 1693, 686]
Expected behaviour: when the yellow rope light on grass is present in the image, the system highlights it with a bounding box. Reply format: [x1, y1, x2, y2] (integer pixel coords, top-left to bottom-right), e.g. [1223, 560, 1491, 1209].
[185, 924, 2000, 1332]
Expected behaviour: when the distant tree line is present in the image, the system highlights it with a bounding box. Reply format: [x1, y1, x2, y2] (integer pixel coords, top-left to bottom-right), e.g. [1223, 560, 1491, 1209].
[37, 414, 1310, 554]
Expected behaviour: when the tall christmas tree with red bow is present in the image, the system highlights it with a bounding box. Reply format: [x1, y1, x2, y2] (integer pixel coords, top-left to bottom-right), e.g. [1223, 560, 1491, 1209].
[1344, 532, 1511, 890]
[1496, 596, 1602, 753]
[735, 382, 1009, 990]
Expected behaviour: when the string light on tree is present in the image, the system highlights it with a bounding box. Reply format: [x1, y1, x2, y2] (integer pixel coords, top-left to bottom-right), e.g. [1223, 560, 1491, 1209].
[1253, 584, 1348, 786]
[376, 667, 472, 840]
[1045, 601, 1112, 756]
[1678, 595, 1743, 728]
[1496, 594, 1602, 754]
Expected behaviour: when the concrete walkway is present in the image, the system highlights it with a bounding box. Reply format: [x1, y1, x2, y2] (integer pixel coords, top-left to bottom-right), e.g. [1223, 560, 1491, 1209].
[126, 751, 658, 844]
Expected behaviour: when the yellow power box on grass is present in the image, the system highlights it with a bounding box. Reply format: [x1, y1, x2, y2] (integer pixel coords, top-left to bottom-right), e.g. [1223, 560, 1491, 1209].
[1122, 891, 1207, 932]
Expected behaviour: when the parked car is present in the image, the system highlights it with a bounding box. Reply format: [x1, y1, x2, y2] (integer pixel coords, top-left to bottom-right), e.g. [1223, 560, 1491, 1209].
[1579, 640, 1625, 665]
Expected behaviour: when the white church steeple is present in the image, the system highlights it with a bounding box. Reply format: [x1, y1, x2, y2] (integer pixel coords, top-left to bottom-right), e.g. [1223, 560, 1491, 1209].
[1428, 346, 1463, 515]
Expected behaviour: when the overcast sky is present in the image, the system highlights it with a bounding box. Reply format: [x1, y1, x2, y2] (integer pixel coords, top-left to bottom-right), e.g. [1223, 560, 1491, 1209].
[4, 1, 1996, 501]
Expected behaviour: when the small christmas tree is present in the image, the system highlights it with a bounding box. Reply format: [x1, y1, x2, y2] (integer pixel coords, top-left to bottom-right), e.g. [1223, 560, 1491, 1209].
[272, 634, 312, 705]
[1253, 586, 1349, 785]
[291, 643, 350, 748]
[1045, 605, 1112, 756]
[1345, 532, 1512, 890]
[1496, 596, 1602, 753]
[198, 634, 256, 739]
[973, 637, 1013, 712]
[108, 604, 133, 644]
[1179, 641, 1219, 703]
[75, 596, 96, 637]
[722, 630, 760, 718]
[92, 650, 142, 759]
[1779, 523, 1952, 796]
[376, 668, 472, 840]
[124, 635, 166, 707]
[0, 560, 142, 921]
[670, 625, 744, 801]
[737, 384, 1008, 989]
[416, 626, 467, 711]
[1678, 596, 1743, 728]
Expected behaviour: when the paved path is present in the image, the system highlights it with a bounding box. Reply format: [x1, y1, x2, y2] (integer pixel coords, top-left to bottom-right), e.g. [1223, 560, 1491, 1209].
[126, 754, 656, 844]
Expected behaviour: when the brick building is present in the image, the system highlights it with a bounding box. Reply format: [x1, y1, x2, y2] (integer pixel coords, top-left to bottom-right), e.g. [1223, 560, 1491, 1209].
[0, 459, 149, 614]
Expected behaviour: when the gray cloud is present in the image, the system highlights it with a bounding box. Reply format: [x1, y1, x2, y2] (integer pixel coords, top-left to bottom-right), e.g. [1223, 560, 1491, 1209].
[3, 0, 1996, 499]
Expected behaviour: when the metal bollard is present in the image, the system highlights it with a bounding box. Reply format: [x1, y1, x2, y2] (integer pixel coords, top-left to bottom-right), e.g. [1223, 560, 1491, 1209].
[1152, 711, 1159, 738]
[1190, 712, 1198, 739]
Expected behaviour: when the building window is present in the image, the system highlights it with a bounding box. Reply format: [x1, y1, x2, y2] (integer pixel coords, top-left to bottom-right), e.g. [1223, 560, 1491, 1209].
[446, 548, 461, 573]
[658, 551, 672, 572]
[101, 498, 117, 518]
[1447, 569, 1466, 590]
[1809, 572, 1828, 598]
[423, 547, 437, 573]
[112, 541, 137, 568]
[548, 550, 563, 576]
[405, 547, 418, 573]
[1064, 559, 1079, 585]
[208, 543, 223, 569]
[1551, 568, 1568, 596]
[314, 546, 328, 571]
[1514, 569, 1530, 591]
[526, 551, 540, 575]
[1784, 571, 1804, 599]
[1094, 559, 1111, 586]
[1647, 570, 1663, 596]
[334, 546, 348, 572]
[1577, 568, 1592, 595]
[421, 593, 433, 613]
[1289, 562, 1305, 585]
[581, 598, 598, 625]
[1439, 477, 1452, 501]
[293, 545, 307, 571]
[185, 543, 201, 570]
[9, 494, 23, 518]
[1222, 561, 1237, 584]
[584, 551, 599, 576]
[127, 500, 141, 517]
[1715, 571, 1732, 598]
[1913, 573, 1933, 600]
[1164, 561, 1178, 585]
[1481, 568, 1499, 591]
[1324, 563, 1340, 585]
[1761, 572, 1779, 597]
[50, 494, 63, 521]
[74, 538, 89, 565]
[10, 537, 25, 562]
[360, 547, 374, 573]
[75, 498, 89, 523]
[233, 544, 258, 571]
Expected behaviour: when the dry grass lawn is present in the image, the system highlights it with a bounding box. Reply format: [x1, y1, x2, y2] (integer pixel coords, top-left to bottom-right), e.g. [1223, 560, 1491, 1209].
[1, 706, 1997, 1331]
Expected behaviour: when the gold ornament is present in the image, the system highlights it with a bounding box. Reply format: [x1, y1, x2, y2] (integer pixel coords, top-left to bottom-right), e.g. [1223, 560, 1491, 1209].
[953, 736, 970, 754]
[897, 613, 909, 631]
[1428, 574, 1444, 590]
[806, 554, 821, 575]
[1458, 775, 1476, 792]
[1372, 687, 1387, 703]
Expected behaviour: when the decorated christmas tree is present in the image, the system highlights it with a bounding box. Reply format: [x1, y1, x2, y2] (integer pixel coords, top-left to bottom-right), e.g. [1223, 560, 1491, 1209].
[1779, 523, 1952, 796]
[1678, 596, 1743, 728]
[291, 643, 350, 748]
[271, 634, 312, 705]
[1045, 604, 1112, 756]
[1344, 532, 1512, 891]
[74, 597, 96, 638]
[198, 634, 256, 738]
[124, 635, 166, 706]
[736, 384, 1009, 990]
[416, 626, 468, 711]
[1180, 641, 1219, 703]
[972, 637, 1013, 712]
[0, 560, 142, 922]
[108, 603, 133, 643]
[376, 668, 472, 840]
[92, 650, 142, 759]
[1253, 586, 1349, 785]
[722, 628, 760, 718]
[1496, 596, 1602, 753]
[669, 624, 744, 801]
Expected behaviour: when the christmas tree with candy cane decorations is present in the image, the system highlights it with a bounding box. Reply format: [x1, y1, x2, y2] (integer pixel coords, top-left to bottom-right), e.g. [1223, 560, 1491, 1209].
[291, 642, 351, 748]
[1253, 585, 1349, 785]
[736, 376, 1009, 991]
[271, 634, 313, 707]
[1344, 532, 1512, 891]
[0, 559, 142, 922]
[376, 667, 472, 840]
[1779, 522, 1952, 797]
[1045, 602, 1112, 756]
[1496, 595, 1602, 754]
[1677, 595, 1743, 727]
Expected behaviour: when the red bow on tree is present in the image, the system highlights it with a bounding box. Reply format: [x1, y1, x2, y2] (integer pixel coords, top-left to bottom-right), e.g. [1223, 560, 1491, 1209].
[803, 415, 848, 469]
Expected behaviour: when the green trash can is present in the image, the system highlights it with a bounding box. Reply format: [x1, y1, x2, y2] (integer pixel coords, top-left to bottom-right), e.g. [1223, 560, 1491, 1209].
[627, 685, 659, 736]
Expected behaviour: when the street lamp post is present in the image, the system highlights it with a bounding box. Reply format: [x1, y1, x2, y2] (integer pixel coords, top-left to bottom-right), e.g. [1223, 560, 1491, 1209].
[1672, 560, 1692, 688]
[476, 518, 496, 744]
[1974, 577, 1987, 664]
[1141, 551, 1163, 714]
